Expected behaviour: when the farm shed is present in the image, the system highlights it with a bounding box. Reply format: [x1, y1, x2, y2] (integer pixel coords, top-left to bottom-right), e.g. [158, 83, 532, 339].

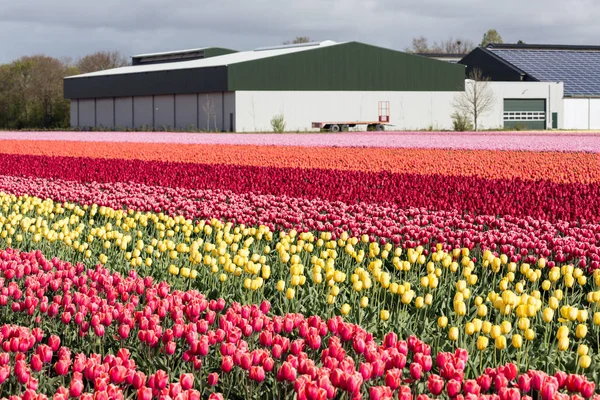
[459, 44, 600, 130]
[64, 41, 466, 132]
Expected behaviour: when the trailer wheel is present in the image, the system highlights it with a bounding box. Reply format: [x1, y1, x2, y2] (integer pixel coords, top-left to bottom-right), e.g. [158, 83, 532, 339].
[330, 124, 341, 133]
[367, 124, 375, 131]
[375, 124, 385, 131]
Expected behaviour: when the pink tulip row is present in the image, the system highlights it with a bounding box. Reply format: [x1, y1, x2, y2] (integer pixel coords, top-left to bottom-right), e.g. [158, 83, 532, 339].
[1, 153, 599, 224]
[0, 247, 597, 399]
[2, 131, 600, 152]
[1, 174, 599, 271]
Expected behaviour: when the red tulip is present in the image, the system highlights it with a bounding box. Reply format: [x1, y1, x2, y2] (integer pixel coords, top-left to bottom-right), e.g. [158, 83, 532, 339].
[409, 362, 423, 380]
[31, 355, 43, 372]
[447, 379, 461, 398]
[180, 373, 194, 390]
[428, 375, 445, 396]
[518, 374, 531, 392]
[249, 366, 265, 382]
[208, 394, 224, 400]
[207, 373, 219, 386]
[369, 386, 393, 400]
[69, 379, 84, 398]
[385, 368, 402, 390]
[48, 335, 61, 352]
[581, 381, 595, 398]
[137, 387, 152, 400]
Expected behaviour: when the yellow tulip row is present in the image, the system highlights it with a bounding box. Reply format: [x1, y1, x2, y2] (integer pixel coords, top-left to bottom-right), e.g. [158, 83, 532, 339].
[2, 192, 600, 373]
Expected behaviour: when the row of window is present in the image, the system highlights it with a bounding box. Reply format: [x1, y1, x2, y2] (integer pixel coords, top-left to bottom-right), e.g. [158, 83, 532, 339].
[503, 111, 546, 121]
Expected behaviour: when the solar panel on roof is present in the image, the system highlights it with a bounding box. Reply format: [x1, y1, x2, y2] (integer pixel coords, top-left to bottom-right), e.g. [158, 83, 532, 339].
[488, 48, 600, 96]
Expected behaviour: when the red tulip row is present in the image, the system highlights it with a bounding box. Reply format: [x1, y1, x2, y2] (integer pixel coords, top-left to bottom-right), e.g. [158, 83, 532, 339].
[1, 174, 599, 271]
[0, 247, 597, 399]
[0, 153, 599, 224]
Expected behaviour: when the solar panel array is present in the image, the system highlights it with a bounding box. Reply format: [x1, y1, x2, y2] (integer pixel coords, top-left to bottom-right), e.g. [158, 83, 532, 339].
[488, 48, 600, 96]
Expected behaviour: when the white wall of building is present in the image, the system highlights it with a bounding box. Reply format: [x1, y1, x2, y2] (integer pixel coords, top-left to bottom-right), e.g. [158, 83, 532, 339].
[476, 81, 564, 130]
[564, 98, 600, 130]
[234, 91, 461, 132]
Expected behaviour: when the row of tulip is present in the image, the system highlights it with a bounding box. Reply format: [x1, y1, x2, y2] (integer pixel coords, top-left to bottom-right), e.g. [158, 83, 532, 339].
[1, 141, 599, 184]
[2, 192, 600, 379]
[1, 153, 600, 224]
[1, 175, 599, 270]
[0, 248, 598, 399]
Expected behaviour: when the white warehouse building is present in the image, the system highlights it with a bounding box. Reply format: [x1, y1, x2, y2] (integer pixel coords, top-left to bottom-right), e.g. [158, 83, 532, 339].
[64, 41, 468, 132]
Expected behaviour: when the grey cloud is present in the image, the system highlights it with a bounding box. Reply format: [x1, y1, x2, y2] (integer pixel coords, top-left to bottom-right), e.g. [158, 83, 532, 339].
[0, 0, 598, 63]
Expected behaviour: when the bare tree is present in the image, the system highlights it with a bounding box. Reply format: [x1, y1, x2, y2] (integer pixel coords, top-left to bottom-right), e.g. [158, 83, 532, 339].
[76, 51, 128, 74]
[202, 95, 216, 131]
[283, 37, 311, 45]
[407, 36, 429, 53]
[452, 68, 495, 131]
[408, 36, 474, 54]
[434, 37, 475, 54]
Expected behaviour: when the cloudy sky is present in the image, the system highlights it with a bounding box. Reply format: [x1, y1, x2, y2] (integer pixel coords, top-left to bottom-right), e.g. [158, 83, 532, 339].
[1, 0, 598, 63]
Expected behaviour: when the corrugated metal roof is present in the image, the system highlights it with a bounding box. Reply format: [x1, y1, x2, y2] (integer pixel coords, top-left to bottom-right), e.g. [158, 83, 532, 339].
[132, 47, 211, 58]
[66, 41, 341, 79]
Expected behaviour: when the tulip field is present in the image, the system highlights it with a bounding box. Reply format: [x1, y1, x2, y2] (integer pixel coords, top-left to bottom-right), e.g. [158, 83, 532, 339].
[1, 131, 600, 400]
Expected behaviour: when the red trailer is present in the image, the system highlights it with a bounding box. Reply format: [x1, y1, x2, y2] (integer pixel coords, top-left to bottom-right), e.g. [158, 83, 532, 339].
[311, 101, 391, 132]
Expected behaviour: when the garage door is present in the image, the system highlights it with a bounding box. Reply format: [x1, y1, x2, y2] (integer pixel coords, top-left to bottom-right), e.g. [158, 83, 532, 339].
[503, 99, 546, 130]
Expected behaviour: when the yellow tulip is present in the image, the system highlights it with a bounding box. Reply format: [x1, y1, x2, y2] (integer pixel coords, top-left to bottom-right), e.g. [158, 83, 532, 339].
[557, 337, 569, 351]
[341, 304, 351, 315]
[168, 264, 179, 275]
[543, 308, 554, 323]
[578, 344, 589, 356]
[476, 335, 489, 351]
[495, 335, 507, 350]
[501, 321, 512, 335]
[286, 288, 295, 300]
[415, 297, 424, 309]
[594, 312, 600, 326]
[276, 280, 285, 292]
[576, 324, 588, 339]
[380, 309, 390, 321]
[512, 334, 523, 349]
[360, 296, 369, 308]
[579, 355, 591, 369]
[524, 328, 535, 341]
[448, 327, 459, 341]
[465, 322, 475, 336]
[437, 316, 448, 329]
[482, 321, 492, 334]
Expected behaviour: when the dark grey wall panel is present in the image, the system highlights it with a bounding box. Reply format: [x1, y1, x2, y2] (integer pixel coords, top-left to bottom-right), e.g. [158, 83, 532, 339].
[96, 98, 114, 128]
[79, 99, 95, 128]
[175, 94, 198, 129]
[115, 97, 133, 128]
[154, 95, 175, 129]
[70, 100, 79, 127]
[64, 67, 228, 99]
[133, 96, 153, 128]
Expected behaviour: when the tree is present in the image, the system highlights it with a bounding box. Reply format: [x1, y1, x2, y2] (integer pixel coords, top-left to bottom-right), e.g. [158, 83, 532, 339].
[0, 55, 71, 129]
[517, 40, 526, 45]
[283, 37, 311, 45]
[481, 29, 503, 47]
[408, 36, 429, 53]
[452, 68, 495, 131]
[75, 50, 128, 74]
[407, 36, 474, 54]
[436, 37, 475, 54]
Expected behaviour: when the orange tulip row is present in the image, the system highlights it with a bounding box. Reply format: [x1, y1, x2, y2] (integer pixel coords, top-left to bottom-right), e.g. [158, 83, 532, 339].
[0, 140, 599, 184]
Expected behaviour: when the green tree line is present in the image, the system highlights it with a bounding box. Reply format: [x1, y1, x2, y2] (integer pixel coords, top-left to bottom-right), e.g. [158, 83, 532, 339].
[0, 51, 127, 130]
